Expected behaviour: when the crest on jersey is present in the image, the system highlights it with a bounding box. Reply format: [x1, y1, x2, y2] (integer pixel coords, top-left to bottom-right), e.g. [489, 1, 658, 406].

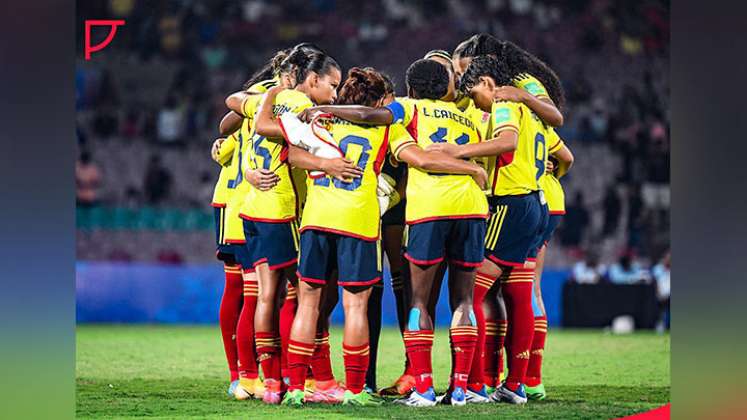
[524, 82, 543, 96]
[494, 108, 511, 123]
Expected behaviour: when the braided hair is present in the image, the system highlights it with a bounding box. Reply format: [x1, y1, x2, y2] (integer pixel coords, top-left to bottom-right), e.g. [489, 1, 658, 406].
[405, 59, 449, 100]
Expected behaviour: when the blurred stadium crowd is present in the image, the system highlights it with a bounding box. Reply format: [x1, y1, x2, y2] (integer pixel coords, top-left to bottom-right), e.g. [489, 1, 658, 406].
[75, 0, 669, 278]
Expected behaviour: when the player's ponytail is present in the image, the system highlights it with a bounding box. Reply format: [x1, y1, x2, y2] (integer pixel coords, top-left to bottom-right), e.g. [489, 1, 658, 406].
[337, 67, 387, 106]
[242, 48, 290, 91]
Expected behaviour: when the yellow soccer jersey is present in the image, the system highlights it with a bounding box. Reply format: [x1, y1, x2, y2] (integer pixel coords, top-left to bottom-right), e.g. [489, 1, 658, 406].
[301, 120, 413, 240]
[487, 101, 548, 196]
[240, 89, 313, 222]
[386, 97, 488, 223]
[211, 134, 238, 207]
[539, 127, 566, 214]
[224, 119, 255, 243]
[247, 78, 279, 94]
[513, 73, 551, 102]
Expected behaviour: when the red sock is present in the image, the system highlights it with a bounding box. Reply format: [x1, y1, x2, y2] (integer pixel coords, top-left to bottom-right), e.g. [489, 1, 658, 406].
[311, 331, 334, 382]
[343, 342, 370, 394]
[279, 285, 298, 379]
[287, 339, 314, 391]
[502, 268, 535, 391]
[496, 319, 508, 384]
[468, 271, 495, 389]
[403, 329, 434, 393]
[236, 269, 259, 379]
[482, 320, 498, 387]
[526, 316, 548, 387]
[219, 264, 243, 381]
[255, 331, 281, 381]
[450, 326, 478, 390]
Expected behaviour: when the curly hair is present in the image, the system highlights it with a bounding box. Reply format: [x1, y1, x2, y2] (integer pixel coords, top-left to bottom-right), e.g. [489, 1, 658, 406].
[337, 67, 388, 107]
[363, 66, 395, 96]
[454, 33, 566, 109]
[405, 59, 449, 100]
[459, 55, 512, 93]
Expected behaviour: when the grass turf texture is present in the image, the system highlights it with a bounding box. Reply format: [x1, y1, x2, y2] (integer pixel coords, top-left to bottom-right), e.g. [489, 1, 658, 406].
[77, 325, 669, 419]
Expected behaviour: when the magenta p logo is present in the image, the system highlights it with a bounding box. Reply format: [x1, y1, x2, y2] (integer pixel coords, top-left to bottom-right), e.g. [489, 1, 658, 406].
[84, 20, 125, 60]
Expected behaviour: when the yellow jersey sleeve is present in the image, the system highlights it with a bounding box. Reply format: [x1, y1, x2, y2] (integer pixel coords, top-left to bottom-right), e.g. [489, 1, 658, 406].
[546, 127, 564, 154]
[513, 73, 550, 101]
[491, 101, 522, 136]
[388, 122, 417, 161]
[215, 134, 236, 166]
[247, 78, 279, 94]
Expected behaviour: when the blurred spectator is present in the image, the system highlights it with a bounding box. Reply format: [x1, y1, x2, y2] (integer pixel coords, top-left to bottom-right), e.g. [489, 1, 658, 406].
[642, 137, 670, 211]
[76, 151, 102, 207]
[157, 249, 184, 264]
[602, 184, 621, 237]
[652, 251, 670, 332]
[572, 252, 606, 284]
[626, 184, 646, 252]
[143, 156, 173, 205]
[156, 94, 185, 145]
[608, 253, 649, 284]
[195, 171, 215, 207]
[560, 192, 590, 248]
[92, 106, 119, 139]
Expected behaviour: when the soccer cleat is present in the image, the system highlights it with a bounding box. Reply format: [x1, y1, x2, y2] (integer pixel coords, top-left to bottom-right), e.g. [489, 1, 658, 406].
[342, 389, 384, 406]
[378, 373, 416, 396]
[465, 385, 491, 404]
[262, 378, 284, 404]
[306, 380, 346, 404]
[439, 387, 467, 406]
[491, 383, 528, 405]
[393, 387, 437, 407]
[281, 389, 305, 407]
[304, 378, 316, 398]
[525, 383, 546, 400]
[227, 379, 240, 397]
[233, 377, 263, 400]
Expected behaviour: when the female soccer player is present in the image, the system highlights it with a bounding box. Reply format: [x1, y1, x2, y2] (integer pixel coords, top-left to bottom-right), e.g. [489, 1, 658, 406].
[450, 34, 569, 402]
[210, 48, 292, 399]
[428, 55, 551, 404]
[302, 59, 490, 407]
[225, 48, 351, 404]
[523, 136, 573, 400]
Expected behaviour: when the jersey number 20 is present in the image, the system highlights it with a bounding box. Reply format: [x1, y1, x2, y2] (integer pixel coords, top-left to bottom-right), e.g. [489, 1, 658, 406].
[314, 135, 371, 191]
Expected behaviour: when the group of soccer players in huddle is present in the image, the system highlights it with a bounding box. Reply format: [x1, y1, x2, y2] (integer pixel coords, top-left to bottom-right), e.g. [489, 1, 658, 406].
[208, 33, 574, 407]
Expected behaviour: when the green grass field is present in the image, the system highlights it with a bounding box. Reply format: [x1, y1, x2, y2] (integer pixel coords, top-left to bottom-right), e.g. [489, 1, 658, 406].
[76, 325, 669, 419]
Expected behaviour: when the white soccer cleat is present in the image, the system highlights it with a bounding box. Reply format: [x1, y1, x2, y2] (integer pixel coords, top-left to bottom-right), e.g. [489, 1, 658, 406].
[393, 387, 437, 407]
